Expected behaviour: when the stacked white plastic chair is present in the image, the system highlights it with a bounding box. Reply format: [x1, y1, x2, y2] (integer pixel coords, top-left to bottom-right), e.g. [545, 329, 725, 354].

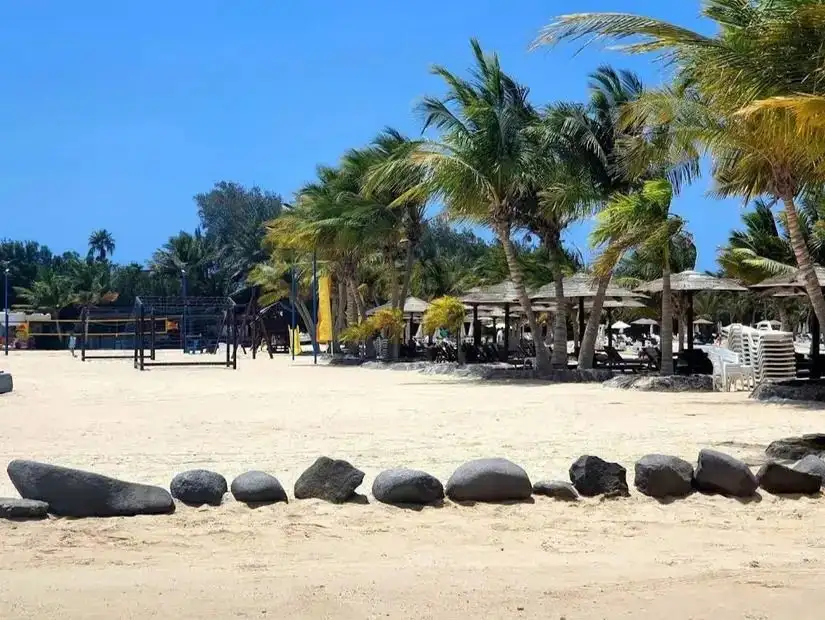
[707, 345, 755, 391]
[755, 331, 796, 382]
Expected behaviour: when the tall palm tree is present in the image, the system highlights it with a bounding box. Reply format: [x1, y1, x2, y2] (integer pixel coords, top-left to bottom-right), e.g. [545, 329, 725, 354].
[377, 40, 553, 370]
[533, 0, 825, 336]
[14, 269, 75, 342]
[87, 229, 115, 262]
[150, 229, 225, 296]
[590, 179, 684, 375]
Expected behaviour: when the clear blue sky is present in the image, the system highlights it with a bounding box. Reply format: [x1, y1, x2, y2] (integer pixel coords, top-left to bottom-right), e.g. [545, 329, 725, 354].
[1, 1, 743, 271]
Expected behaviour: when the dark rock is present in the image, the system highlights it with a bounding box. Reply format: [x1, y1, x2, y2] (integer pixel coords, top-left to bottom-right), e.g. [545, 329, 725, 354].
[372, 468, 444, 505]
[604, 375, 713, 392]
[766, 434, 825, 461]
[793, 455, 825, 485]
[532, 480, 578, 501]
[634, 454, 694, 498]
[230, 471, 287, 504]
[446, 458, 532, 502]
[7, 459, 174, 517]
[751, 379, 825, 403]
[756, 462, 821, 495]
[0, 497, 49, 520]
[0, 372, 12, 394]
[694, 449, 757, 497]
[293, 457, 364, 503]
[170, 470, 227, 506]
[569, 455, 629, 497]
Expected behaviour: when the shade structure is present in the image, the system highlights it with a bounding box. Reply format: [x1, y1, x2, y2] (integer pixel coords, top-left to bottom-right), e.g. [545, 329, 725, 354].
[634, 270, 748, 294]
[635, 270, 747, 353]
[611, 321, 631, 330]
[459, 280, 523, 305]
[367, 296, 431, 316]
[750, 266, 825, 290]
[693, 318, 713, 325]
[632, 318, 659, 326]
[531, 273, 642, 301]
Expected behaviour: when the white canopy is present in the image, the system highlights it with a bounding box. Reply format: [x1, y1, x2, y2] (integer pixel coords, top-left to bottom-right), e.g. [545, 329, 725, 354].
[611, 321, 631, 330]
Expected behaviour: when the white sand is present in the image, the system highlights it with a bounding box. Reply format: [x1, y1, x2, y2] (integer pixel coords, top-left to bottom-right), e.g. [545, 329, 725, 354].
[1, 351, 824, 619]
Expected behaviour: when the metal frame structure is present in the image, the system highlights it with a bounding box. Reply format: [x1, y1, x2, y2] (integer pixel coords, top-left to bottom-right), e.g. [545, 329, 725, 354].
[133, 296, 238, 370]
[79, 305, 146, 361]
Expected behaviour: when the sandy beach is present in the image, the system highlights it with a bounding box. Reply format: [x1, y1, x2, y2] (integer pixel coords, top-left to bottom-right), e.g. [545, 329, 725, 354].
[1, 351, 824, 619]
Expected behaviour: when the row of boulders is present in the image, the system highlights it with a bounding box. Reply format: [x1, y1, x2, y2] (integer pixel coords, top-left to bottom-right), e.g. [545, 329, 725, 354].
[4, 450, 825, 520]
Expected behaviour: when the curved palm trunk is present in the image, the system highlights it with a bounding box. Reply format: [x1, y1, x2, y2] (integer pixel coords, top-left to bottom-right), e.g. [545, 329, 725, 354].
[550, 259, 569, 368]
[782, 193, 825, 331]
[660, 254, 674, 376]
[495, 225, 550, 371]
[578, 274, 611, 370]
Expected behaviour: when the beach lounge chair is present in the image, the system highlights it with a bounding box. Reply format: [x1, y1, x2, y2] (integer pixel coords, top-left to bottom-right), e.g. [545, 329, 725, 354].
[642, 347, 661, 371]
[603, 346, 647, 373]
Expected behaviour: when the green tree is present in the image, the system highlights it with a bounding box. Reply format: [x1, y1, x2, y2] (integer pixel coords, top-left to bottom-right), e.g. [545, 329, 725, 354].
[87, 229, 115, 262]
[590, 179, 685, 374]
[14, 269, 75, 341]
[380, 40, 553, 370]
[534, 0, 825, 341]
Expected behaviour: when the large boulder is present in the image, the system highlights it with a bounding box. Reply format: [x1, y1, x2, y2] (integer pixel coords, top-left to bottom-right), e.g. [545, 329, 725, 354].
[634, 454, 694, 499]
[793, 455, 825, 485]
[569, 455, 629, 497]
[293, 457, 365, 503]
[0, 497, 49, 520]
[694, 449, 757, 497]
[7, 459, 174, 517]
[766, 434, 825, 461]
[532, 480, 578, 501]
[372, 468, 444, 505]
[446, 458, 532, 502]
[757, 462, 821, 495]
[170, 470, 227, 506]
[230, 471, 287, 504]
[0, 372, 12, 394]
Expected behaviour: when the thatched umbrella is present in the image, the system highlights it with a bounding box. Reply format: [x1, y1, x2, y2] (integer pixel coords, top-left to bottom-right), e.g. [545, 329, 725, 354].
[635, 270, 747, 351]
[367, 296, 431, 343]
[531, 273, 644, 354]
[460, 281, 523, 355]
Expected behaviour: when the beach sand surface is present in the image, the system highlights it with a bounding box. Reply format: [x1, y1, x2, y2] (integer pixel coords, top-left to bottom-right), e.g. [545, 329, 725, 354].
[1, 351, 824, 619]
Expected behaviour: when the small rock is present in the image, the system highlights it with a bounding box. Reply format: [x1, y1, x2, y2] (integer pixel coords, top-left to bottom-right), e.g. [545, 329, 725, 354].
[757, 462, 821, 495]
[294, 457, 364, 503]
[569, 455, 629, 497]
[0, 372, 12, 394]
[532, 480, 578, 501]
[766, 434, 825, 461]
[634, 454, 694, 498]
[170, 469, 227, 506]
[372, 468, 444, 505]
[793, 455, 825, 485]
[0, 497, 48, 520]
[230, 471, 287, 504]
[446, 458, 532, 502]
[694, 449, 757, 497]
[7, 459, 174, 517]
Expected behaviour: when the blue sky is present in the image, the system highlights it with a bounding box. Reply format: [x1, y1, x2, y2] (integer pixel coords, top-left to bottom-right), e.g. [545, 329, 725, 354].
[1, 1, 743, 271]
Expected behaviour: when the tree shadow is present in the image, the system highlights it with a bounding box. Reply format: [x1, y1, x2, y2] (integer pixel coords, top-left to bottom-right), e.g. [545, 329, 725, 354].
[240, 499, 289, 509]
[451, 496, 536, 507]
[376, 499, 446, 512]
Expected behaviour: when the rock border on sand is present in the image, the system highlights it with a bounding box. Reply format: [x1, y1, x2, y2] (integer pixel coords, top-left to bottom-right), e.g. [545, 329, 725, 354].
[604, 375, 713, 392]
[294, 457, 365, 504]
[694, 449, 757, 497]
[170, 469, 228, 506]
[634, 454, 694, 499]
[446, 458, 532, 503]
[569, 455, 629, 497]
[0, 372, 12, 394]
[230, 471, 288, 504]
[532, 480, 578, 501]
[0, 497, 49, 520]
[372, 468, 444, 505]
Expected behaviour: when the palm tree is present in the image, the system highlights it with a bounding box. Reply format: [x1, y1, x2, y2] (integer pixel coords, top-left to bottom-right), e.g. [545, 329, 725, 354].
[87, 229, 115, 262]
[150, 229, 225, 296]
[14, 269, 75, 342]
[590, 179, 684, 375]
[378, 40, 553, 370]
[533, 0, 825, 337]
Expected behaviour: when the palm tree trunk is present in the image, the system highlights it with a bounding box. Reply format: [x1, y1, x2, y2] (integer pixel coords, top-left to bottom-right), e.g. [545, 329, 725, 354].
[495, 224, 550, 371]
[53, 309, 64, 344]
[777, 300, 791, 334]
[398, 242, 416, 312]
[550, 258, 568, 368]
[660, 253, 674, 376]
[781, 191, 825, 330]
[578, 274, 610, 370]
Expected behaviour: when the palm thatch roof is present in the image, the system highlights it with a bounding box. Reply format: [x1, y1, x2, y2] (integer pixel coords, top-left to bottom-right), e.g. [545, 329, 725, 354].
[367, 296, 431, 316]
[530, 273, 642, 301]
[460, 280, 522, 305]
[750, 266, 825, 290]
[634, 270, 747, 293]
[632, 317, 659, 326]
